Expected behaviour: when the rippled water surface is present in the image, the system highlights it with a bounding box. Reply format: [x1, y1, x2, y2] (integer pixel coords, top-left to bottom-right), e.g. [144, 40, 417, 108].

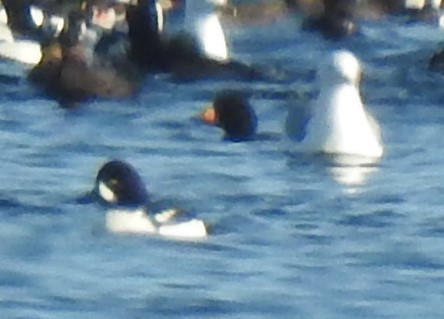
[1, 10, 444, 319]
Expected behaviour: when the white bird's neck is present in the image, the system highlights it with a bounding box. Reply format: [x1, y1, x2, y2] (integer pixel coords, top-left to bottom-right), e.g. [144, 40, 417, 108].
[184, 1, 228, 61]
[317, 84, 369, 140]
[318, 83, 364, 116]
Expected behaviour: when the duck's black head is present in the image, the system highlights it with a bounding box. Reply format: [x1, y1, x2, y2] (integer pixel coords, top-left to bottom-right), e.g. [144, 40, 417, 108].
[201, 90, 258, 142]
[302, 0, 358, 40]
[324, 0, 358, 37]
[94, 159, 150, 206]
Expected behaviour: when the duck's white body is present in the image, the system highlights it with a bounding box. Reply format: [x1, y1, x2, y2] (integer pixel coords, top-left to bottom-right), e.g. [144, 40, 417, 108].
[0, 40, 41, 65]
[0, 5, 56, 66]
[405, 0, 442, 9]
[286, 50, 383, 158]
[106, 208, 208, 239]
[184, 0, 228, 61]
[0, 23, 13, 43]
[0, 15, 42, 65]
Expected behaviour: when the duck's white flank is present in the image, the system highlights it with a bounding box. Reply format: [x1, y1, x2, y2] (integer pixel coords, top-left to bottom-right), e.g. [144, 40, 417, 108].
[106, 208, 208, 239]
[158, 219, 208, 239]
[0, 40, 41, 65]
[0, 5, 64, 65]
[184, 0, 228, 61]
[106, 209, 157, 234]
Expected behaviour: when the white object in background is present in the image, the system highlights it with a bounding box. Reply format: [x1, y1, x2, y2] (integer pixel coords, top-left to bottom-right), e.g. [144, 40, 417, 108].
[30, 5, 44, 27]
[429, 0, 442, 9]
[156, 1, 164, 32]
[405, 0, 426, 9]
[0, 40, 41, 65]
[184, 0, 228, 61]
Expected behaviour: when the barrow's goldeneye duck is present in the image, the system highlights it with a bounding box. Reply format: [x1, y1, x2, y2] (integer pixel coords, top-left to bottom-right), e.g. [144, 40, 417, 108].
[0, 3, 63, 65]
[92, 159, 208, 239]
[302, 0, 359, 40]
[200, 90, 258, 142]
[285, 50, 383, 158]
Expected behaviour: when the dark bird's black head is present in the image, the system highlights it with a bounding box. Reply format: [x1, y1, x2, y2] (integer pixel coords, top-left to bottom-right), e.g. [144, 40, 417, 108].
[302, 0, 358, 40]
[94, 159, 150, 206]
[201, 90, 258, 142]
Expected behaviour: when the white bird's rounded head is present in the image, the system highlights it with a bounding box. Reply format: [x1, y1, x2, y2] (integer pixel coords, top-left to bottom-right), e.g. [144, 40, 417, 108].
[318, 50, 362, 86]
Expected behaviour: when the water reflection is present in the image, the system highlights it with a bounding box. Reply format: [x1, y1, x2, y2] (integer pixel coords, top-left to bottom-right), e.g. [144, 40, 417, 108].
[325, 154, 381, 191]
[287, 152, 381, 191]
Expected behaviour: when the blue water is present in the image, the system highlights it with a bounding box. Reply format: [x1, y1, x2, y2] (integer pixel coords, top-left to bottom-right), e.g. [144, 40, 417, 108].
[1, 11, 444, 319]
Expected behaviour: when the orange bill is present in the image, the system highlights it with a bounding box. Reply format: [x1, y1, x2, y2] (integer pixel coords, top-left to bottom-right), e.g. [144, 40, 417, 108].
[200, 104, 219, 125]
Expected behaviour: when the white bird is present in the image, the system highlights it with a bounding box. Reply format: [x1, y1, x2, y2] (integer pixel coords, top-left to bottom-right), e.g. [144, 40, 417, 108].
[184, 0, 228, 61]
[285, 50, 383, 158]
